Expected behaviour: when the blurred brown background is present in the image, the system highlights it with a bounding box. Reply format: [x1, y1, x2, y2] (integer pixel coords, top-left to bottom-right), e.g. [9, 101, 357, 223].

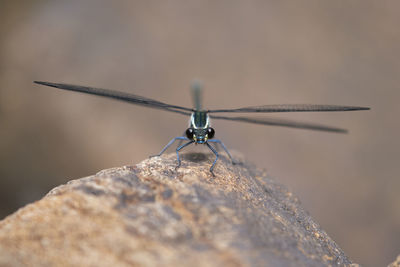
[0, 1, 398, 266]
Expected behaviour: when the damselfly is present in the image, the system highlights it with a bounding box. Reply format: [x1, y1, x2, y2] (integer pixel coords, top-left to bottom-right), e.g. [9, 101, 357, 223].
[34, 81, 369, 176]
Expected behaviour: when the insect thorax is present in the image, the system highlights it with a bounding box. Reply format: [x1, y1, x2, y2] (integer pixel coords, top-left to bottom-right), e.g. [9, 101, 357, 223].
[190, 111, 209, 129]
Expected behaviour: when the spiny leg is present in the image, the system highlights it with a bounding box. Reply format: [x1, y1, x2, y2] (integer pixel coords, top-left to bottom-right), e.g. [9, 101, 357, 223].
[175, 131, 187, 149]
[175, 140, 195, 170]
[207, 139, 237, 165]
[206, 142, 219, 176]
[150, 136, 189, 158]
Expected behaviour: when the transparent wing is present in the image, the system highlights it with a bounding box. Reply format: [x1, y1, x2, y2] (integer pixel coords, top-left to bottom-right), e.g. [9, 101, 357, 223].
[210, 115, 348, 133]
[208, 104, 370, 113]
[34, 81, 193, 115]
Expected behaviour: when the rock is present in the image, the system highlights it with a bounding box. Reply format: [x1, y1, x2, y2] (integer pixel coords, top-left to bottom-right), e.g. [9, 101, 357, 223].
[389, 255, 400, 267]
[0, 152, 357, 266]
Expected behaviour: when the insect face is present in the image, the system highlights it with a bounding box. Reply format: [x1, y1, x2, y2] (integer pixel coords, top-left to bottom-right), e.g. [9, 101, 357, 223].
[185, 127, 215, 144]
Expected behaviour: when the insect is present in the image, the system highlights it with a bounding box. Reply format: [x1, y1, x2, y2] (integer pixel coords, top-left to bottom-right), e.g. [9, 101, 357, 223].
[34, 81, 369, 176]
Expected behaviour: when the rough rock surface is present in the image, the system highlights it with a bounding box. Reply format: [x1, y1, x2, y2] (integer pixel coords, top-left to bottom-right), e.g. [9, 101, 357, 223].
[389, 255, 400, 267]
[0, 152, 357, 266]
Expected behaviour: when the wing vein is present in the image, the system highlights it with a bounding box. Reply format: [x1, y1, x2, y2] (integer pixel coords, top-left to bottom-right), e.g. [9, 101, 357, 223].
[208, 104, 370, 113]
[34, 81, 193, 115]
[210, 115, 348, 133]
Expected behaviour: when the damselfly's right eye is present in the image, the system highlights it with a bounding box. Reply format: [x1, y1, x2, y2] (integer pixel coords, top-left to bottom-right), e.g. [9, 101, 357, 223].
[186, 128, 194, 139]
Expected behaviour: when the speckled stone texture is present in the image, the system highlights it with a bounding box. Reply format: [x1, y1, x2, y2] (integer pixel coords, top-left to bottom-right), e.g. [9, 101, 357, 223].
[388, 255, 400, 267]
[0, 153, 358, 266]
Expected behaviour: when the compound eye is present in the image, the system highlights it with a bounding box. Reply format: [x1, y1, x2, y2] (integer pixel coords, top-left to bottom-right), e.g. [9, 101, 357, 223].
[186, 128, 194, 139]
[207, 127, 215, 139]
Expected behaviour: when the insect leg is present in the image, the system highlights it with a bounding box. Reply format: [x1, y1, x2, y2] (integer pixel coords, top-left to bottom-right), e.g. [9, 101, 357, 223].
[175, 131, 187, 149]
[207, 139, 237, 165]
[175, 140, 195, 169]
[206, 142, 219, 177]
[151, 136, 189, 157]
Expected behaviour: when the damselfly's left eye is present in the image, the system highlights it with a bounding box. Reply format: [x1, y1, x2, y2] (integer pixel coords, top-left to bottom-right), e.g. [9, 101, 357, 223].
[207, 127, 215, 139]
